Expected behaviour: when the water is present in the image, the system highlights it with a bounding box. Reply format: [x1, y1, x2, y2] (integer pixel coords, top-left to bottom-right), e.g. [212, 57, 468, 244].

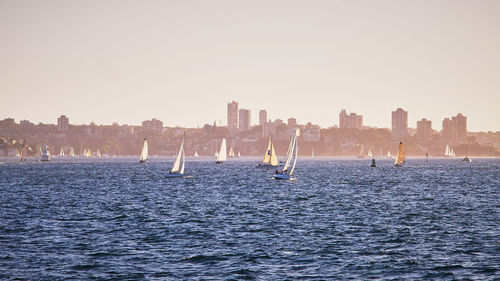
[1, 157, 499, 280]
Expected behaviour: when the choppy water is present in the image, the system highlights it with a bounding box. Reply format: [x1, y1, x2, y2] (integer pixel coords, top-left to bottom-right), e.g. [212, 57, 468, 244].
[1, 157, 499, 280]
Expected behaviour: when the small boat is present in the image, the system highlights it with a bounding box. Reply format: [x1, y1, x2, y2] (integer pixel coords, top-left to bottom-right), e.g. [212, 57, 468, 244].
[367, 149, 373, 158]
[41, 145, 51, 162]
[238, 151, 241, 157]
[370, 157, 376, 167]
[274, 128, 298, 180]
[256, 134, 279, 168]
[216, 138, 227, 164]
[59, 147, 65, 157]
[139, 138, 148, 163]
[450, 148, 456, 157]
[463, 146, 471, 162]
[96, 149, 101, 157]
[194, 150, 199, 157]
[166, 133, 186, 178]
[444, 144, 455, 157]
[69, 147, 75, 157]
[387, 151, 392, 159]
[394, 141, 405, 166]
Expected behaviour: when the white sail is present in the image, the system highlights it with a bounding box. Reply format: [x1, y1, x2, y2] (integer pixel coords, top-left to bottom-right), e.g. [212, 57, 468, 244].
[282, 133, 294, 163]
[180, 143, 185, 174]
[283, 129, 298, 173]
[450, 148, 455, 157]
[387, 151, 392, 158]
[367, 149, 373, 158]
[140, 139, 148, 162]
[262, 135, 278, 166]
[215, 151, 219, 157]
[96, 149, 101, 157]
[69, 147, 75, 157]
[311, 147, 314, 157]
[229, 147, 235, 157]
[445, 145, 450, 156]
[171, 135, 185, 173]
[194, 150, 199, 157]
[41, 145, 51, 161]
[59, 147, 65, 156]
[238, 151, 241, 157]
[216, 138, 227, 162]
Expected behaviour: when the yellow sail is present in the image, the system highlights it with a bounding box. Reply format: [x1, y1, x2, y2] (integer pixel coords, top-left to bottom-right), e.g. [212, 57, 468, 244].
[394, 142, 405, 166]
[262, 135, 273, 163]
[270, 143, 278, 166]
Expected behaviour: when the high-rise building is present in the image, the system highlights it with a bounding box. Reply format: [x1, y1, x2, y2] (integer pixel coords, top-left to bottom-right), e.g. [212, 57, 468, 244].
[391, 108, 408, 140]
[259, 110, 267, 126]
[57, 115, 69, 131]
[416, 118, 432, 140]
[339, 109, 363, 129]
[227, 101, 238, 134]
[239, 109, 251, 131]
[442, 113, 467, 142]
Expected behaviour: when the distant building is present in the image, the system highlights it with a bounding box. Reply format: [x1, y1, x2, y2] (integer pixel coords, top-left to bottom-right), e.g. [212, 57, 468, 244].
[263, 119, 283, 137]
[339, 109, 363, 129]
[259, 110, 267, 126]
[20, 120, 35, 130]
[142, 118, 163, 133]
[239, 109, 251, 131]
[302, 122, 320, 142]
[391, 108, 408, 140]
[57, 115, 69, 131]
[227, 101, 238, 134]
[442, 113, 467, 143]
[416, 118, 432, 140]
[287, 118, 297, 128]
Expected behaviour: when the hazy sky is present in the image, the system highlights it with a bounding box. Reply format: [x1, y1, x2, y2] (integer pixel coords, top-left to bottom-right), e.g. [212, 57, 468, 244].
[1, 0, 499, 131]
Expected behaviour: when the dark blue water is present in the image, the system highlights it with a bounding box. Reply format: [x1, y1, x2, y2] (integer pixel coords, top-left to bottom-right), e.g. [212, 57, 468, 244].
[1, 157, 499, 280]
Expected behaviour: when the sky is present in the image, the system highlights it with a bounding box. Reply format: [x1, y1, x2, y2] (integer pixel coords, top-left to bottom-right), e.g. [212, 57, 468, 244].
[0, 0, 499, 131]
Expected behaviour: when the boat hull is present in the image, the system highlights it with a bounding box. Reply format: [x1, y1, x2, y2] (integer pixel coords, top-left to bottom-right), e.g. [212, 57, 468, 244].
[274, 173, 291, 180]
[139, 160, 146, 163]
[256, 163, 277, 168]
[166, 173, 184, 178]
[40, 156, 50, 162]
[215, 161, 224, 164]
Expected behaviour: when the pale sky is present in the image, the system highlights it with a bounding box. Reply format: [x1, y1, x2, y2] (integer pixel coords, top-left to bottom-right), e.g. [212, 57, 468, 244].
[0, 0, 499, 131]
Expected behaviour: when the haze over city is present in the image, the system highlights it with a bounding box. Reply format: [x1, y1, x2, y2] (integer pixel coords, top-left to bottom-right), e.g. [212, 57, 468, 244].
[1, 0, 499, 131]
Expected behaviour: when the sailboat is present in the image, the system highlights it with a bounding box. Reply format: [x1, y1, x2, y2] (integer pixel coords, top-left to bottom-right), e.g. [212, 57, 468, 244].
[139, 138, 148, 163]
[387, 151, 392, 159]
[69, 147, 75, 157]
[370, 156, 376, 167]
[357, 144, 364, 158]
[256, 134, 278, 167]
[229, 147, 235, 157]
[96, 149, 101, 157]
[238, 151, 241, 157]
[394, 142, 405, 166]
[463, 146, 471, 162]
[41, 145, 51, 162]
[19, 144, 27, 163]
[194, 150, 199, 157]
[166, 133, 186, 178]
[59, 147, 65, 157]
[311, 147, 315, 158]
[280, 133, 295, 166]
[86, 149, 92, 157]
[216, 138, 227, 164]
[274, 128, 298, 180]
[444, 145, 454, 157]
[367, 149, 373, 158]
[450, 148, 456, 157]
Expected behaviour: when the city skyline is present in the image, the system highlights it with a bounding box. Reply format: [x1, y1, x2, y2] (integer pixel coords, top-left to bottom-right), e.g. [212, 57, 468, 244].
[1, 0, 499, 131]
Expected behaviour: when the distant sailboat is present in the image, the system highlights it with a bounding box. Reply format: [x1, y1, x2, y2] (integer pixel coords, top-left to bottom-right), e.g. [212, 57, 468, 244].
[238, 151, 241, 157]
[394, 142, 405, 166]
[96, 149, 101, 157]
[256, 134, 278, 167]
[166, 132, 186, 178]
[41, 145, 51, 162]
[69, 147, 75, 157]
[444, 144, 454, 157]
[194, 150, 199, 157]
[229, 147, 235, 157]
[216, 138, 227, 164]
[311, 147, 315, 158]
[370, 157, 376, 167]
[139, 138, 148, 163]
[357, 144, 364, 158]
[387, 151, 392, 158]
[19, 144, 27, 163]
[86, 149, 92, 157]
[367, 149, 373, 158]
[59, 147, 65, 157]
[450, 148, 456, 157]
[275, 128, 298, 180]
